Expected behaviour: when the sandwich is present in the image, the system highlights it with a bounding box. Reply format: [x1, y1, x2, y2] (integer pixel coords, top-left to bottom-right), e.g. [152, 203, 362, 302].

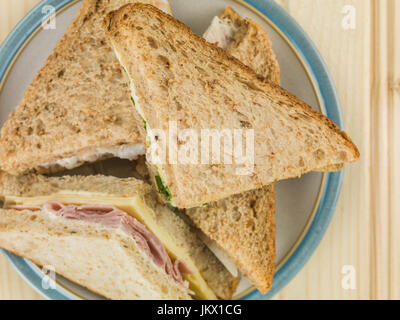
[0, 0, 172, 176]
[0, 173, 239, 300]
[0, 1, 277, 296]
[104, 3, 360, 209]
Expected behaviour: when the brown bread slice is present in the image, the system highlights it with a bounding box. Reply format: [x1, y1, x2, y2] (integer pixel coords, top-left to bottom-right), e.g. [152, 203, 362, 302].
[186, 185, 276, 294]
[0, 0, 172, 176]
[106, 4, 359, 209]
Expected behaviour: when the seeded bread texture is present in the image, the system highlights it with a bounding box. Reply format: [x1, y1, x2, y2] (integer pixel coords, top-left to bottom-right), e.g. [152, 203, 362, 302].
[106, 4, 359, 208]
[0, 209, 191, 300]
[0, 0, 172, 176]
[215, 7, 342, 173]
[220, 6, 280, 84]
[186, 185, 275, 294]
[0, 172, 148, 198]
[0, 172, 239, 299]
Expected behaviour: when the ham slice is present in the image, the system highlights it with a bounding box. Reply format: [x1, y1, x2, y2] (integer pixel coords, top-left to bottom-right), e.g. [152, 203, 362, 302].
[7, 201, 191, 285]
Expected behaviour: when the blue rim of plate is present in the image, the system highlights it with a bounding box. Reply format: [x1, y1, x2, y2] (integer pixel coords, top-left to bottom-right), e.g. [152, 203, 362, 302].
[0, 0, 344, 300]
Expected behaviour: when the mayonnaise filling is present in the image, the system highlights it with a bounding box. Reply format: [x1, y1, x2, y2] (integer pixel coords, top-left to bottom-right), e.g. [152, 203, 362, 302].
[197, 231, 239, 277]
[203, 16, 238, 50]
[112, 43, 172, 204]
[40, 144, 145, 170]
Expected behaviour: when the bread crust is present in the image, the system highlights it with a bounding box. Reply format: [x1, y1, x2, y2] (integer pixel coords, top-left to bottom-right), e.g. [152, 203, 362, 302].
[105, 3, 360, 208]
[0, 172, 149, 198]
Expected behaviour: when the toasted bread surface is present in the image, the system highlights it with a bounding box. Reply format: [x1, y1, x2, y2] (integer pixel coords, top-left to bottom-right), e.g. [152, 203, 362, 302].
[106, 4, 359, 208]
[0, 0, 171, 176]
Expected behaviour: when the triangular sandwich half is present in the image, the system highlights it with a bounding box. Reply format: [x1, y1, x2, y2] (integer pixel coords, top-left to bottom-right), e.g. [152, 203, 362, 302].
[105, 3, 360, 208]
[0, 0, 172, 176]
[186, 185, 275, 294]
[0, 173, 239, 300]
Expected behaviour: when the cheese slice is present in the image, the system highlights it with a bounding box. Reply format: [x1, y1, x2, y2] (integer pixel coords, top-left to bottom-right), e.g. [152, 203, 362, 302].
[4, 192, 216, 300]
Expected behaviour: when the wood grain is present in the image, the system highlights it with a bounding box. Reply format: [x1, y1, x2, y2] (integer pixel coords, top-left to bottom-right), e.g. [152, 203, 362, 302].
[272, 0, 400, 300]
[0, 0, 398, 300]
[389, 0, 400, 300]
[375, 0, 400, 300]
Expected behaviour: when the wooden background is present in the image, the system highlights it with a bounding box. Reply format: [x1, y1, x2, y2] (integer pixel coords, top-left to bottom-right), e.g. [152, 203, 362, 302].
[0, 0, 398, 300]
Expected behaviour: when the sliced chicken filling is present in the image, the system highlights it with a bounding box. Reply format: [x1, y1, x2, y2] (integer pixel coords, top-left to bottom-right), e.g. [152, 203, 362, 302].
[203, 16, 238, 50]
[39, 144, 145, 170]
